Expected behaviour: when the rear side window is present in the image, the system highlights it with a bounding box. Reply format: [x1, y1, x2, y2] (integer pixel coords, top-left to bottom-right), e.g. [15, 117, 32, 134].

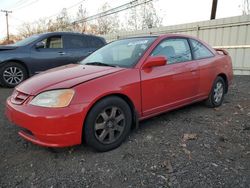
[151, 38, 192, 64]
[87, 36, 104, 48]
[190, 39, 214, 59]
[64, 35, 88, 49]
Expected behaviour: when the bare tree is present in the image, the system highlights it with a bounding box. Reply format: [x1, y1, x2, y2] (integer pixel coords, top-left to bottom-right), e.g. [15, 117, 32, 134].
[47, 19, 57, 32]
[96, 3, 119, 35]
[127, 1, 162, 31]
[18, 22, 36, 38]
[141, 2, 162, 29]
[18, 8, 74, 38]
[127, 7, 139, 30]
[55, 8, 73, 31]
[74, 4, 87, 33]
[35, 18, 49, 33]
[0, 34, 22, 44]
[18, 18, 53, 38]
[242, 0, 250, 15]
[87, 23, 99, 34]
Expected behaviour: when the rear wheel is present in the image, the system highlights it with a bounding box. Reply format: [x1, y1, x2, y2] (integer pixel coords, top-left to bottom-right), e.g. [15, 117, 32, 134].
[84, 96, 132, 152]
[0, 62, 28, 88]
[205, 76, 226, 108]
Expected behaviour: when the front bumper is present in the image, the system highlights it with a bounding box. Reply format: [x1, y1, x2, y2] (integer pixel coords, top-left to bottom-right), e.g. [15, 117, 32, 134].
[6, 97, 88, 147]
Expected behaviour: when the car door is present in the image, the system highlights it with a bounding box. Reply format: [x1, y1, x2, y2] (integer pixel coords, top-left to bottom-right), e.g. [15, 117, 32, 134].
[30, 35, 70, 74]
[63, 35, 91, 63]
[140, 37, 200, 116]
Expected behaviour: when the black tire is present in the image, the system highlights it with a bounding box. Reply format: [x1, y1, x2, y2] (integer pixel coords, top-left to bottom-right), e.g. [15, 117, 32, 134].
[0, 62, 28, 88]
[84, 96, 132, 152]
[205, 76, 226, 108]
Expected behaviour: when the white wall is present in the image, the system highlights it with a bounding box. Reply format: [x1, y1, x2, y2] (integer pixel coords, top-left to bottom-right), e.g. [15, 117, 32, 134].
[102, 15, 250, 75]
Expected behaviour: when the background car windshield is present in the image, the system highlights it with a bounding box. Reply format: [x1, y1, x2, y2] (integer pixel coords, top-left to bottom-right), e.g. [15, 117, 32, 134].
[9, 34, 41, 46]
[80, 37, 156, 67]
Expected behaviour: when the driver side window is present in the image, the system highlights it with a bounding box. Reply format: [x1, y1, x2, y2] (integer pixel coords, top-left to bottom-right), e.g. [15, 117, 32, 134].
[41, 36, 63, 49]
[151, 38, 192, 64]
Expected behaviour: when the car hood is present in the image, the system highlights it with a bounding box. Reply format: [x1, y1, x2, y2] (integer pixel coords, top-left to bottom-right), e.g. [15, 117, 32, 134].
[16, 64, 125, 95]
[0, 45, 18, 51]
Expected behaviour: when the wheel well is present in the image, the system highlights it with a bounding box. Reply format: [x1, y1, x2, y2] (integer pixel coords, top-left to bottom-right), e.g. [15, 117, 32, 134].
[113, 94, 138, 129]
[218, 73, 228, 93]
[82, 93, 138, 143]
[2, 60, 30, 77]
[94, 94, 138, 128]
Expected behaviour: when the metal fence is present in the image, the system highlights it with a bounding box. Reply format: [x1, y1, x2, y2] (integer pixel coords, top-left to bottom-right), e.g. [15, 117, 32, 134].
[102, 15, 250, 75]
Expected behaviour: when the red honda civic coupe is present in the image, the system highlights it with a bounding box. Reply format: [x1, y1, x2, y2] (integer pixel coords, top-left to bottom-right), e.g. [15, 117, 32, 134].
[6, 34, 233, 151]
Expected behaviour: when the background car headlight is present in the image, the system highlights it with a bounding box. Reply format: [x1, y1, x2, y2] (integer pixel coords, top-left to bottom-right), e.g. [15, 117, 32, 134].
[30, 89, 75, 108]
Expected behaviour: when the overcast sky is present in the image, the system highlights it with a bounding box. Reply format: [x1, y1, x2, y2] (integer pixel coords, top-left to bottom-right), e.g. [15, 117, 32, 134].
[0, 0, 244, 39]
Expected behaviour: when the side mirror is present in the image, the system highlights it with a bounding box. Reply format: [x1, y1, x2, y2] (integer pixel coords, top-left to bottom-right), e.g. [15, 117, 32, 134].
[35, 41, 45, 49]
[142, 56, 167, 69]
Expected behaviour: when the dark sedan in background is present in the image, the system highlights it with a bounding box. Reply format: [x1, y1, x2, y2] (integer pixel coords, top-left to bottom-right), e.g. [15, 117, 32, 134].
[0, 32, 106, 87]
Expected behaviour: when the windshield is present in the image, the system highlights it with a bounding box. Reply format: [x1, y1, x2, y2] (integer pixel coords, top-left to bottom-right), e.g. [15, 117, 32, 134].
[9, 34, 41, 46]
[80, 37, 157, 68]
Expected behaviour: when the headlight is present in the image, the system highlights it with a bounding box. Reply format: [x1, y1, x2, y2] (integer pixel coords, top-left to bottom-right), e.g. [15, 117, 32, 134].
[30, 89, 75, 108]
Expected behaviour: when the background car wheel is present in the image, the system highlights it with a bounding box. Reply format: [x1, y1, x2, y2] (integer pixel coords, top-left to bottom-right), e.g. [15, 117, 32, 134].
[205, 76, 226, 108]
[84, 96, 132, 152]
[0, 62, 28, 88]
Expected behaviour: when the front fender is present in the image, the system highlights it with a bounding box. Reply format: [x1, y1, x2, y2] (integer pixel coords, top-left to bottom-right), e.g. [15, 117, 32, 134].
[72, 68, 142, 118]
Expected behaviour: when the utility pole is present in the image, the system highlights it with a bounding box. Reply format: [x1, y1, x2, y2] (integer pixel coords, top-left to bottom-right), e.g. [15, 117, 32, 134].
[1, 10, 12, 41]
[210, 0, 218, 20]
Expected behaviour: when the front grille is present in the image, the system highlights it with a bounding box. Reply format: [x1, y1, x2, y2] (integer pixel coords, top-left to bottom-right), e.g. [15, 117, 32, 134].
[11, 90, 29, 105]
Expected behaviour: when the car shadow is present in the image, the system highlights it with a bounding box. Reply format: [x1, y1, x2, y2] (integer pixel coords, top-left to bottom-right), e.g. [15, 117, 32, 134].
[41, 101, 206, 155]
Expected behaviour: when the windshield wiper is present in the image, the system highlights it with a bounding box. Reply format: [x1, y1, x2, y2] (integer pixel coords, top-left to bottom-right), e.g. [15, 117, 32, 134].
[85, 62, 116, 67]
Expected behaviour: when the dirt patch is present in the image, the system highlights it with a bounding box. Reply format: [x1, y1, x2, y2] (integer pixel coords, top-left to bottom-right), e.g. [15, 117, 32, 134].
[0, 76, 249, 187]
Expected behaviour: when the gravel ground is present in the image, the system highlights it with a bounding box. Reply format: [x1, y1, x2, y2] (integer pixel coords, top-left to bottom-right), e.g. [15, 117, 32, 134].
[0, 76, 249, 188]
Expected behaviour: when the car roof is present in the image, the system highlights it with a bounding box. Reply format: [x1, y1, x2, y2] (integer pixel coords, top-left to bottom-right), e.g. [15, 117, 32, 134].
[121, 33, 212, 47]
[120, 33, 216, 55]
[123, 33, 198, 40]
[40, 31, 104, 39]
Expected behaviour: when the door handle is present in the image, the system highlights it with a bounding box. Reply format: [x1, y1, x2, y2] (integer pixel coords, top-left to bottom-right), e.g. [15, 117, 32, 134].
[87, 51, 93, 55]
[190, 68, 197, 75]
[58, 52, 66, 55]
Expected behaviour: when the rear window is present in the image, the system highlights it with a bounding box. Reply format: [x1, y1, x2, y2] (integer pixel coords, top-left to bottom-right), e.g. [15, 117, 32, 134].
[87, 36, 105, 48]
[64, 35, 88, 49]
[190, 39, 214, 59]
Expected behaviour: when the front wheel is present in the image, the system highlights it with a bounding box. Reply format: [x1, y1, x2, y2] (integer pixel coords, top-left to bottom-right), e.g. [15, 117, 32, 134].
[205, 76, 226, 108]
[84, 96, 132, 152]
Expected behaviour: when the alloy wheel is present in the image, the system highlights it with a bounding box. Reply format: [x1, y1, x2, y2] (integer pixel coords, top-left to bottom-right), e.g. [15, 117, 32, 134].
[3, 66, 24, 85]
[94, 106, 126, 144]
[213, 81, 224, 103]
